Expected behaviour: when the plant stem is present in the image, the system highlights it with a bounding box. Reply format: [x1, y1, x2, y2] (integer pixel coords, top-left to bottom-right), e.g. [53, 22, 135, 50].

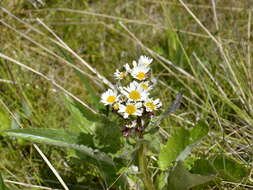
[138, 143, 156, 190]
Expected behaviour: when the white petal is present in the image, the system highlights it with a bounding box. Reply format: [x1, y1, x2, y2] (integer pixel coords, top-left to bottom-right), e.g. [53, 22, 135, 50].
[135, 109, 143, 116]
[124, 64, 131, 72]
[123, 113, 129, 118]
[154, 99, 160, 104]
[133, 60, 137, 67]
[135, 102, 142, 108]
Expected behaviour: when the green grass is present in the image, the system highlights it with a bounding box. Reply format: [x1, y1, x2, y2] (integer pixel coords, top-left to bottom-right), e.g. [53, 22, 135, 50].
[0, 0, 253, 189]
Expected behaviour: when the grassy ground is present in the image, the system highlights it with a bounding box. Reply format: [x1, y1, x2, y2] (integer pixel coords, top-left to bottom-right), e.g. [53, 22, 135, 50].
[0, 0, 253, 189]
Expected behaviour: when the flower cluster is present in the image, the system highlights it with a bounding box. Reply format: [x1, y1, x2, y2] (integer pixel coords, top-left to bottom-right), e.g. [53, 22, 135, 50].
[101, 55, 162, 120]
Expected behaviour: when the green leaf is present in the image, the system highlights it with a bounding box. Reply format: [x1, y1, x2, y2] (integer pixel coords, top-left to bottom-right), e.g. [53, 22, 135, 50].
[158, 128, 190, 170]
[0, 173, 5, 190]
[158, 120, 209, 170]
[2, 128, 113, 166]
[190, 155, 249, 187]
[3, 128, 129, 189]
[155, 172, 168, 190]
[167, 161, 215, 190]
[0, 108, 10, 130]
[189, 120, 209, 144]
[94, 122, 122, 154]
[144, 133, 161, 154]
[211, 155, 249, 182]
[72, 97, 110, 123]
[75, 70, 101, 109]
[0, 173, 10, 190]
[191, 159, 216, 176]
[64, 96, 96, 134]
[69, 105, 96, 134]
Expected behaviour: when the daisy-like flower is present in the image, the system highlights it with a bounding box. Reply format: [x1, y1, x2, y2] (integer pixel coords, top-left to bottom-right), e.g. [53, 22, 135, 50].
[121, 81, 149, 102]
[140, 81, 152, 91]
[101, 89, 119, 105]
[132, 66, 149, 81]
[114, 69, 127, 80]
[138, 55, 153, 67]
[131, 61, 150, 81]
[144, 98, 162, 112]
[118, 102, 143, 118]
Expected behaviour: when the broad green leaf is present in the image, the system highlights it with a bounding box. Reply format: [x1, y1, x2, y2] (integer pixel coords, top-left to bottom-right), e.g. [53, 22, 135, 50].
[167, 161, 215, 190]
[3, 128, 129, 188]
[94, 122, 122, 154]
[144, 133, 161, 154]
[64, 96, 96, 134]
[176, 120, 209, 161]
[158, 128, 190, 170]
[0, 173, 10, 190]
[211, 155, 248, 182]
[69, 104, 96, 134]
[4, 128, 129, 189]
[158, 120, 209, 170]
[191, 156, 249, 183]
[190, 159, 216, 176]
[2, 128, 113, 166]
[189, 120, 209, 144]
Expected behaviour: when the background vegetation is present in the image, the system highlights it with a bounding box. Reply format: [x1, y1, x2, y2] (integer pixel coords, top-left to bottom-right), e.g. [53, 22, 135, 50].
[0, 0, 252, 189]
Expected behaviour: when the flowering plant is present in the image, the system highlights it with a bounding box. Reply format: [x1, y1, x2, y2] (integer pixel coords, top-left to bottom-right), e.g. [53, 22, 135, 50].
[101, 55, 162, 137]
[2, 55, 213, 190]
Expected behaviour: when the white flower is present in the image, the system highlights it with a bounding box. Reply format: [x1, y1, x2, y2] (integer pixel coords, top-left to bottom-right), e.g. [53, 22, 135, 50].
[114, 69, 127, 80]
[138, 55, 153, 67]
[131, 64, 150, 81]
[124, 63, 132, 73]
[144, 98, 162, 112]
[129, 165, 139, 173]
[126, 120, 137, 128]
[121, 81, 149, 102]
[101, 89, 119, 105]
[139, 81, 152, 91]
[113, 102, 120, 110]
[118, 102, 143, 118]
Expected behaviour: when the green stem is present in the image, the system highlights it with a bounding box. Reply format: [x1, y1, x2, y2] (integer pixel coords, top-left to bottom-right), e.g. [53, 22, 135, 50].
[138, 143, 156, 190]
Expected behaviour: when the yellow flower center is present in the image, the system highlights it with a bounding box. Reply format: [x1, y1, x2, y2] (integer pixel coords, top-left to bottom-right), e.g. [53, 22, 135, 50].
[113, 103, 120, 110]
[141, 82, 149, 89]
[136, 72, 146, 80]
[129, 90, 141, 101]
[125, 104, 136, 115]
[106, 96, 116, 103]
[119, 72, 126, 79]
[146, 102, 155, 110]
